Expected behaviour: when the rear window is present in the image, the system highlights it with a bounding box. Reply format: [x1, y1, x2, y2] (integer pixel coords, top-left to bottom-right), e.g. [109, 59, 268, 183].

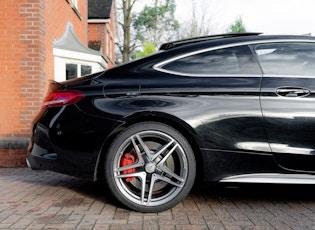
[158, 45, 261, 76]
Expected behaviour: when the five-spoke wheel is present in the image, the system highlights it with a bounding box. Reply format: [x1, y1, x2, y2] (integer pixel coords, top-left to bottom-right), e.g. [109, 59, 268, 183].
[105, 122, 196, 212]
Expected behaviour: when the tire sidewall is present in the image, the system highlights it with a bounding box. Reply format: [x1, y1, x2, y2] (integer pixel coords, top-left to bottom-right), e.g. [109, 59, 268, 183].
[104, 122, 196, 212]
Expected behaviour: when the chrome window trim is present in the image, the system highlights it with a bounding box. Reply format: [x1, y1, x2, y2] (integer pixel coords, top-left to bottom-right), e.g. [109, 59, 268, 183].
[152, 70, 262, 78]
[153, 39, 315, 78]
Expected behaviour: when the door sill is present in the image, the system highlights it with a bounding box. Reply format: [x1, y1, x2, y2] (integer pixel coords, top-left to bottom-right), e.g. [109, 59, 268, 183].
[220, 173, 315, 184]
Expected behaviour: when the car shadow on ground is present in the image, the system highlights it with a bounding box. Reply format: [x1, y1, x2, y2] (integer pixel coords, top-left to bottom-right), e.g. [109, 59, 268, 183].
[192, 182, 315, 203]
[75, 178, 315, 210]
[8, 168, 315, 211]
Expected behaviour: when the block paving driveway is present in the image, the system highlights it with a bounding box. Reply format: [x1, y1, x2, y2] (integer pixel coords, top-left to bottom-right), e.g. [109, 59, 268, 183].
[1, 168, 315, 229]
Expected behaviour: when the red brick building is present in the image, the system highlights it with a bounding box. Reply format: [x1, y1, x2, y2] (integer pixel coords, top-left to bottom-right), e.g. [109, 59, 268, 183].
[0, 0, 116, 167]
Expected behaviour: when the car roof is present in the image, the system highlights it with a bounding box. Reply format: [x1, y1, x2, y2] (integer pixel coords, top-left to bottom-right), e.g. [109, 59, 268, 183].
[104, 33, 315, 77]
[159, 33, 315, 51]
[159, 33, 262, 50]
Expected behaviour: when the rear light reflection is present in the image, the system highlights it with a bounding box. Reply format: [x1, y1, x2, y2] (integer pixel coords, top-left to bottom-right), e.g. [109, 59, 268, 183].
[42, 91, 84, 108]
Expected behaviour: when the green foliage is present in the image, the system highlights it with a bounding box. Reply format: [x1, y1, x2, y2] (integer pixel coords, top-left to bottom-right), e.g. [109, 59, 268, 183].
[133, 0, 179, 47]
[229, 17, 247, 33]
[135, 42, 156, 58]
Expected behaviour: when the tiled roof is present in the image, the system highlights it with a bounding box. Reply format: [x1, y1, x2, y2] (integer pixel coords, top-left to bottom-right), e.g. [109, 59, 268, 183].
[53, 22, 103, 56]
[88, 0, 113, 19]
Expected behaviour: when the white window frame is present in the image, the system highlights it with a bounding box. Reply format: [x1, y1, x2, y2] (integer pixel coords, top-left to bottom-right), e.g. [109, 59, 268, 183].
[66, 63, 93, 80]
[71, 0, 78, 8]
[53, 48, 106, 82]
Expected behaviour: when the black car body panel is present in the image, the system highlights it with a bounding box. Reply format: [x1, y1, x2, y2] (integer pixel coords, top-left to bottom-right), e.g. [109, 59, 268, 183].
[27, 34, 315, 211]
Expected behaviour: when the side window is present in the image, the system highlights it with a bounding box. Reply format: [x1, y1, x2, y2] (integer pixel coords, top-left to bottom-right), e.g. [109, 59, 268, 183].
[253, 42, 315, 76]
[160, 46, 261, 75]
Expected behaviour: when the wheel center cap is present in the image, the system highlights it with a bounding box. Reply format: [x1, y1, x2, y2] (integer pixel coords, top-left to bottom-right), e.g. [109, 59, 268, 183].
[145, 162, 156, 173]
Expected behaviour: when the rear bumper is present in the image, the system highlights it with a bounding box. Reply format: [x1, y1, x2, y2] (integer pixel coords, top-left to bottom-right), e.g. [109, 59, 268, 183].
[27, 104, 124, 180]
[26, 143, 58, 170]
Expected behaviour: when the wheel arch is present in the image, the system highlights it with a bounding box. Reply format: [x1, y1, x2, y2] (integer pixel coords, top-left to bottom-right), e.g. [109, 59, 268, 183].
[94, 111, 204, 183]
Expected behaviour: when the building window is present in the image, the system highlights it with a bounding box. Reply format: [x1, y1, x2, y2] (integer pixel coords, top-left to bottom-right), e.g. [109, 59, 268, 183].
[66, 63, 77, 80]
[66, 63, 92, 80]
[81, 65, 92, 76]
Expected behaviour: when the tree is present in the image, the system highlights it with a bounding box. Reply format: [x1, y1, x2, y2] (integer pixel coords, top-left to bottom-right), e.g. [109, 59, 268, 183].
[116, 0, 140, 63]
[228, 17, 247, 33]
[133, 0, 179, 47]
[135, 41, 156, 59]
[176, 0, 221, 39]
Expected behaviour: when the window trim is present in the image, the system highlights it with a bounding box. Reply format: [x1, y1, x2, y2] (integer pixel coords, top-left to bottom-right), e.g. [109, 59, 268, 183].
[153, 39, 315, 77]
[66, 0, 82, 20]
[53, 48, 106, 82]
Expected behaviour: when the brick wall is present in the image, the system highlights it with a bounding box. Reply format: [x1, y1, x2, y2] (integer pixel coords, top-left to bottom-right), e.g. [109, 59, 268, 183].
[0, 0, 88, 167]
[107, 0, 117, 68]
[44, 0, 88, 90]
[0, 0, 45, 167]
[88, 0, 116, 68]
[88, 23, 106, 57]
[88, 22, 115, 68]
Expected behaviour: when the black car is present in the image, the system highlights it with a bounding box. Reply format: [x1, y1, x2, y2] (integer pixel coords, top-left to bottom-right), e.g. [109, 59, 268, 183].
[28, 33, 315, 212]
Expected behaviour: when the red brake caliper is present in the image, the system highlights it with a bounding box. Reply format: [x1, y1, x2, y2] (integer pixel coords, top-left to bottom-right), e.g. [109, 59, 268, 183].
[120, 153, 136, 182]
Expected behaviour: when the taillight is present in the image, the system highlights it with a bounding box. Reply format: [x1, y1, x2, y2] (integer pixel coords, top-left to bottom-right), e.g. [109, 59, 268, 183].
[42, 91, 84, 108]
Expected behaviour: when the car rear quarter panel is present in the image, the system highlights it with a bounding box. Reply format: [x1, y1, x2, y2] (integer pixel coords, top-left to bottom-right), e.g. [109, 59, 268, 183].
[88, 74, 276, 181]
[92, 75, 269, 153]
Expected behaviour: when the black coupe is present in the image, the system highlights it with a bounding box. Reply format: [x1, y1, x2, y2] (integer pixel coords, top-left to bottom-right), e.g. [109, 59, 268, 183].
[28, 33, 315, 212]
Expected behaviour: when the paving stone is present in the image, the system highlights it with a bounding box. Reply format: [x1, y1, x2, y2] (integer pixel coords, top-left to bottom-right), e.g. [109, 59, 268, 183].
[1, 168, 315, 229]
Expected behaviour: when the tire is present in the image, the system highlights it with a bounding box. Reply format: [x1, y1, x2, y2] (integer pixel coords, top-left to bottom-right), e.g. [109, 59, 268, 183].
[104, 122, 196, 212]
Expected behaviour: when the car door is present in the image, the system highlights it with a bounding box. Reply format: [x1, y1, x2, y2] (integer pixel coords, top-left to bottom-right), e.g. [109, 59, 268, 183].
[154, 44, 270, 153]
[253, 41, 315, 172]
